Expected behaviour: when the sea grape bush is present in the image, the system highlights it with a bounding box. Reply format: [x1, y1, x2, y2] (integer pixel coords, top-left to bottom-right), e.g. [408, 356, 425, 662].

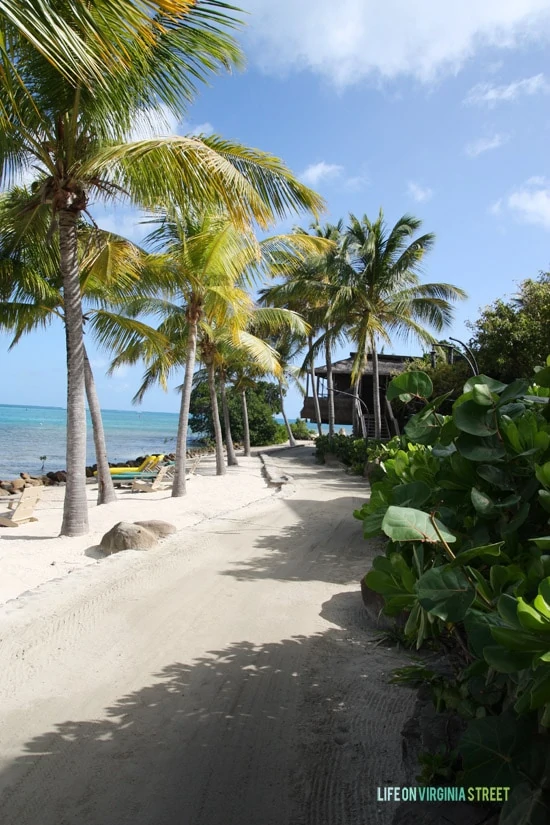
[354, 359, 550, 824]
[315, 433, 371, 473]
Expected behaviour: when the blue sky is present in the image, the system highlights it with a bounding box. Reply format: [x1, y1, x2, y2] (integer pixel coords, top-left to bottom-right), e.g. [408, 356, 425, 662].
[2, 1, 550, 417]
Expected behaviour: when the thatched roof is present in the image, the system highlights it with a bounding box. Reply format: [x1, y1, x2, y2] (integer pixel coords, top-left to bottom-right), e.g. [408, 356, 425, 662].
[315, 352, 414, 377]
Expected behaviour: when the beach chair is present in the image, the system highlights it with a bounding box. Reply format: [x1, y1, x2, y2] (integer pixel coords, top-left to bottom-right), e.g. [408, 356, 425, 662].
[131, 456, 200, 493]
[0, 484, 40, 527]
[93, 455, 162, 478]
[131, 464, 173, 493]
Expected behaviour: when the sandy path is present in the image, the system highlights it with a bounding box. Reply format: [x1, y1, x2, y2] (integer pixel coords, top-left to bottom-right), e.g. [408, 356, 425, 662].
[0, 448, 415, 825]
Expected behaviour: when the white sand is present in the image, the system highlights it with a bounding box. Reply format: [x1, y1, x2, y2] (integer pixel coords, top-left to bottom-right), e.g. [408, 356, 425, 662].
[0, 446, 413, 825]
[0, 450, 278, 606]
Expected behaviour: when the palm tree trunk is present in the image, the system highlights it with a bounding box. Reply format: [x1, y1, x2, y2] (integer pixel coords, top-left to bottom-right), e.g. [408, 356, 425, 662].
[278, 379, 297, 447]
[83, 348, 117, 505]
[308, 333, 322, 436]
[207, 358, 226, 475]
[353, 379, 361, 438]
[220, 371, 238, 466]
[59, 209, 89, 536]
[172, 316, 198, 497]
[372, 340, 382, 440]
[325, 335, 335, 438]
[241, 389, 251, 456]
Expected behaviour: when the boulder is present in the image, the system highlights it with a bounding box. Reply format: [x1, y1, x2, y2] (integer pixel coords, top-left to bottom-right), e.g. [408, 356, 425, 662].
[134, 520, 176, 538]
[100, 521, 158, 555]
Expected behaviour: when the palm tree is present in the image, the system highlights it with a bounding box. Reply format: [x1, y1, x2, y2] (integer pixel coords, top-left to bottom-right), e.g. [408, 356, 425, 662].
[260, 222, 349, 437]
[268, 331, 308, 448]
[225, 355, 270, 458]
[1, 1, 205, 89]
[0, 197, 167, 503]
[1, 2, 324, 535]
[338, 211, 467, 438]
[110, 210, 312, 490]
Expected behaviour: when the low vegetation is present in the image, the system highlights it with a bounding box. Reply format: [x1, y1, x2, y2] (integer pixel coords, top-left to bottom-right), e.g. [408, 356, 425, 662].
[354, 364, 550, 822]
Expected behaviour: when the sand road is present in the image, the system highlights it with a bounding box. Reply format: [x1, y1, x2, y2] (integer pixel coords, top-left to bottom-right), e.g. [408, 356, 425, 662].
[0, 448, 414, 825]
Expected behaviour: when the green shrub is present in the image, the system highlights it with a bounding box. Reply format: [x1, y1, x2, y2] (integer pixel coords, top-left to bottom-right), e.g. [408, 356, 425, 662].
[315, 434, 369, 473]
[190, 380, 282, 446]
[290, 418, 313, 440]
[354, 361, 550, 822]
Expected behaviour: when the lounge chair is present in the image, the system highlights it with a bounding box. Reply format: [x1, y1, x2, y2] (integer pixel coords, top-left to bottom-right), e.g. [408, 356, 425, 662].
[0, 485, 40, 527]
[131, 456, 200, 493]
[93, 455, 164, 478]
[131, 464, 173, 493]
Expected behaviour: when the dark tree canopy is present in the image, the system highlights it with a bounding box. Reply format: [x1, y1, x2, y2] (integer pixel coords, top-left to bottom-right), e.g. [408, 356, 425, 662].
[467, 272, 550, 383]
[190, 380, 284, 446]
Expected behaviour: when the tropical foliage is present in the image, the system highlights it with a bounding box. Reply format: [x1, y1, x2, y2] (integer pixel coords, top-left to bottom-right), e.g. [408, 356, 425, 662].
[189, 379, 286, 447]
[467, 272, 550, 383]
[0, 0, 323, 534]
[355, 363, 550, 823]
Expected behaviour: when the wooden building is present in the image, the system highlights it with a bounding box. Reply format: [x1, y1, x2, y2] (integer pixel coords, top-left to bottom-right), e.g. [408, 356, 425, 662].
[300, 352, 414, 438]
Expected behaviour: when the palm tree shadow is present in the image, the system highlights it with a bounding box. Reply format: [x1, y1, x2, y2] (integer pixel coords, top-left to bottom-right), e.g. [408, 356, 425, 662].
[0, 628, 415, 825]
[220, 495, 384, 586]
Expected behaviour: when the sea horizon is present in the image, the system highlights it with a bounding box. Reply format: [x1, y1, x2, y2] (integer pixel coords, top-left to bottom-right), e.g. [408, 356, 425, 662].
[0, 403, 330, 479]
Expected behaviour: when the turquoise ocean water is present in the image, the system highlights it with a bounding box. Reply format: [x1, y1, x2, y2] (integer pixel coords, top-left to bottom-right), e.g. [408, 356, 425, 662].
[0, 404, 351, 479]
[0, 404, 194, 479]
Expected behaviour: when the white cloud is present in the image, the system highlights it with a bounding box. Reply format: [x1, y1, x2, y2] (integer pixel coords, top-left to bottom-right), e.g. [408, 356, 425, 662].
[242, 0, 550, 86]
[95, 209, 149, 243]
[407, 181, 433, 203]
[183, 121, 214, 137]
[128, 106, 214, 140]
[493, 178, 550, 229]
[465, 133, 509, 157]
[465, 73, 549, 106]
[299, 161, 344, 186]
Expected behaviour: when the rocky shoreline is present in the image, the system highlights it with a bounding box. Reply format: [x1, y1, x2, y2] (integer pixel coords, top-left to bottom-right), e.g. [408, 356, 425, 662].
[0, 446, 215, 496]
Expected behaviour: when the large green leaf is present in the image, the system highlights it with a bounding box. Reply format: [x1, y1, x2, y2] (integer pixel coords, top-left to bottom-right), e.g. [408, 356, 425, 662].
[483, 646, 533, 673]
[453, 399, 498, 436]
[392, 481, 432, 508]
[465, 609, 504, 658]
[471, 487, 497, 517]
[386, 371, 433, 402]
[472, 383, 496, 406]
[464, 375, 508, 394]
[517, 598, 550, 633]
[477, 464, 515, 490]
[459, 714, 527, 787]
[361, 509, 385, 538]
[456, 433, 506, 462]
[500, 783, 550, 825]
[491, 627, 548, 653]
[416, 566, 475, 621]
[450, 542, 503, 567]
[498, 379, 531, 405]
[381, 506, 456, 544]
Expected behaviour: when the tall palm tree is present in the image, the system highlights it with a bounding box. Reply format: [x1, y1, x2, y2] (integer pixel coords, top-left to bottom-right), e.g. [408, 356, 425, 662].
[110, 210, 312, 491]
[0, 2, 324, 535]
[267, 331, 307, 448]
[0, 197, 167, 502]
[1, 1, 205, 89]
[338, 210, 467, 438]
[260, 222, 349, 437]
